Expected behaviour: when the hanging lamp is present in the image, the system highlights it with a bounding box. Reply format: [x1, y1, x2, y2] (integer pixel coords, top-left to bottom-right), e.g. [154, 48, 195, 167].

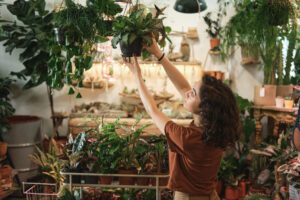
[173, 0, 207, 13]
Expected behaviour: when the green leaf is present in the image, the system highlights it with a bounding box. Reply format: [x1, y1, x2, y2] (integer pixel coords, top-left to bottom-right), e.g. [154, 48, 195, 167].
[68, 87, 75, 95]
[128, 34, 137, 45]
[164, 26, 172, 33]
[121, 33, 129, 45]
[111, 35, 120, 48]
[95, 35, 109, 43]
[76, 92, 82, 98]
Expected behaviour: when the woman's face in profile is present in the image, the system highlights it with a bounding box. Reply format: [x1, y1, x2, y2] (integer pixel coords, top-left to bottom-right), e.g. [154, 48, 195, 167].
[183, 81, 201, 114]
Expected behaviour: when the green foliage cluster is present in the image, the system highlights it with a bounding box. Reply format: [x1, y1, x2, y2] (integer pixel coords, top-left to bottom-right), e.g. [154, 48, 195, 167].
[221, 0, 297, 84]
[111, 5, 171, 58]
[0, 76, 15, 134]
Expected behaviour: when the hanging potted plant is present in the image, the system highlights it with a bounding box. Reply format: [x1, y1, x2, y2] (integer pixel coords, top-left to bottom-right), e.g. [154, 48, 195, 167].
[267, 0, 294, 26]
[111, 4, 171, 57]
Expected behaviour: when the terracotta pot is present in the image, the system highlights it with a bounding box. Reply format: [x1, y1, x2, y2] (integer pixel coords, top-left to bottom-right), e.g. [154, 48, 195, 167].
[0, 165, 12, 178]
[159, 175, 169, 186]
[118, 169, 137, 185]
[99, 176, 113, 185]
[238, 180, 247, 198]
[136, 176, 149, 186]
[0, 142, 7, 157]
[216, 180, 223, 196]
[43, 136, 67, 153]
[210, 38, 220, 50]
[293, 128, 300, 150]
[225, 186, 239, 200]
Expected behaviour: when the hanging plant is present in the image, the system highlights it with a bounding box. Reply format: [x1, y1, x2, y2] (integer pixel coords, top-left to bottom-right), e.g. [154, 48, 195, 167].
[111, 4, 171, 58]
[267, 0, 294, 26]
[52, 0, 122, 92]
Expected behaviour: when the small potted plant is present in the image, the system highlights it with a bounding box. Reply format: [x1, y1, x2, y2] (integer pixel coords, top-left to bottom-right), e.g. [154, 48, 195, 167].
[148, 135, 169, 186]
[203, 12, 222, 51]
[284, 96, 294, 108]
[117, 122, 150, 185]
[111, 4, 171, 57]
[93, 124, 123, 185]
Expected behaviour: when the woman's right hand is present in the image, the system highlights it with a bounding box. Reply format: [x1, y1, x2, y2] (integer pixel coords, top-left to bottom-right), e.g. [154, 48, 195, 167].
[144, 38, 163, 59]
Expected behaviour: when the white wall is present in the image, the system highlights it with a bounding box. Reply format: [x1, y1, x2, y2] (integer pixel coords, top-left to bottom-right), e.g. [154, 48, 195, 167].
[0, 0, 263, 136]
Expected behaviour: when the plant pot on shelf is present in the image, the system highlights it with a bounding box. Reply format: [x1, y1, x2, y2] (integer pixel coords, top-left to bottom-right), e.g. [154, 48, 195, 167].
[284, 99, 294, 108]
[0, 142, 7, 158]
[238, 180, 247, 198]
[225, 186, 239, 200]
[136, 175, 149, 186]
[0, 165, 13, 179]
[99, 176, 113, 185]
[253, 85, 276, 106]
[275, 97, 284, 108]
[120, 38, 143, 57]
[118, 168, 137, 185]
[82, 172, 98, 184]
[210, 38, 220, 50]
[63, 169, 82, 184]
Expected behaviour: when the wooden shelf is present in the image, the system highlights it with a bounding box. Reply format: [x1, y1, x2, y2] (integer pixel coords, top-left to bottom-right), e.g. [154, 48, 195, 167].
[139, 60, 202, 66]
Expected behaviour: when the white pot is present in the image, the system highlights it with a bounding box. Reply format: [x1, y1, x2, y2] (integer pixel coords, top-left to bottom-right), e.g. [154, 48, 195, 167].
[275, 97, 284, 108]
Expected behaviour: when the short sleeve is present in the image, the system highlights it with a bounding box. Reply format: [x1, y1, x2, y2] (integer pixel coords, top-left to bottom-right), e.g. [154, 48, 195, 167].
[164, 121, 191, 155]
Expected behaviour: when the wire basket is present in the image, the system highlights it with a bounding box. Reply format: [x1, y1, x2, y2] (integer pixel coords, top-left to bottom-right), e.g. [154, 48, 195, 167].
[23, 182, 59, 200]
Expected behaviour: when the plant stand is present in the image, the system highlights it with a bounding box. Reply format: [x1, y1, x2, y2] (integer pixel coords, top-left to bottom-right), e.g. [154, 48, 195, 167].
[252, 106, 297, 144]
[60, 172, 170, 200]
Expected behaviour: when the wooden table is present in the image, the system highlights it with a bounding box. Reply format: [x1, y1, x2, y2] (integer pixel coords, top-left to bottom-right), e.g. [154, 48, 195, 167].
[253, 106, 297, 144]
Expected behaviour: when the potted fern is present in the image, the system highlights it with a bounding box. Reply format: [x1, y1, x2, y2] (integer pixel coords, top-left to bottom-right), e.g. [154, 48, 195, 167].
[111, 4, 171, 57]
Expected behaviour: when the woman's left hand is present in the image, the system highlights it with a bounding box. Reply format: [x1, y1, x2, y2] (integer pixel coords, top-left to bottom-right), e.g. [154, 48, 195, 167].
[123, 56, 141, 76]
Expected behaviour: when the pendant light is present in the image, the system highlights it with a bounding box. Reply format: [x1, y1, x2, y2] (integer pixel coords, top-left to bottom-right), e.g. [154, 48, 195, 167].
[174, 0, 207, 14]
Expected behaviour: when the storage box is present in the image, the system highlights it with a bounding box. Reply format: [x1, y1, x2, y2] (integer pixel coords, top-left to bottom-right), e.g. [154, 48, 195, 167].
[276, 85, 293, 98]
[254, 85, 276, 106]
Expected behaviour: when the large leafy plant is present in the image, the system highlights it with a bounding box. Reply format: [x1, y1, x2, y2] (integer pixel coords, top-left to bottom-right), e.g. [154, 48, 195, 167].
[52, 0, 122, 94]
[111, 4, 171, 58]
[0, 0, 122, 135]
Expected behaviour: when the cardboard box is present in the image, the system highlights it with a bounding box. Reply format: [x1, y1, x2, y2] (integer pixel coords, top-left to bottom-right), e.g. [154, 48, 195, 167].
[254, 85, 276, 106]
[276, 85, 293, 98]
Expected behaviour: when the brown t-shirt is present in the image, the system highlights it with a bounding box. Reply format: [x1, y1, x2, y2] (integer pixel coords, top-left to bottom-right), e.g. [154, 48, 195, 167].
[164, 120, 223, 195]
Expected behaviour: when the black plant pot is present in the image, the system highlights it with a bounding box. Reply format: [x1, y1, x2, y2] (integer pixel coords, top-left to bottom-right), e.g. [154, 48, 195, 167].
[63, 169, 82, 184]
[83, 174, 98, 184]
[120, 38, 142, 57]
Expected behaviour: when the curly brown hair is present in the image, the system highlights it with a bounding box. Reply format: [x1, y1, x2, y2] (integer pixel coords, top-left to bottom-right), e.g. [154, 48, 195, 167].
[198, 75, 241, 149]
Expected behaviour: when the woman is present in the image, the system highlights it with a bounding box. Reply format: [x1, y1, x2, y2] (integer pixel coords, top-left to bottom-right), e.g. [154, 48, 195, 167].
[124, 40, 240, 200]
